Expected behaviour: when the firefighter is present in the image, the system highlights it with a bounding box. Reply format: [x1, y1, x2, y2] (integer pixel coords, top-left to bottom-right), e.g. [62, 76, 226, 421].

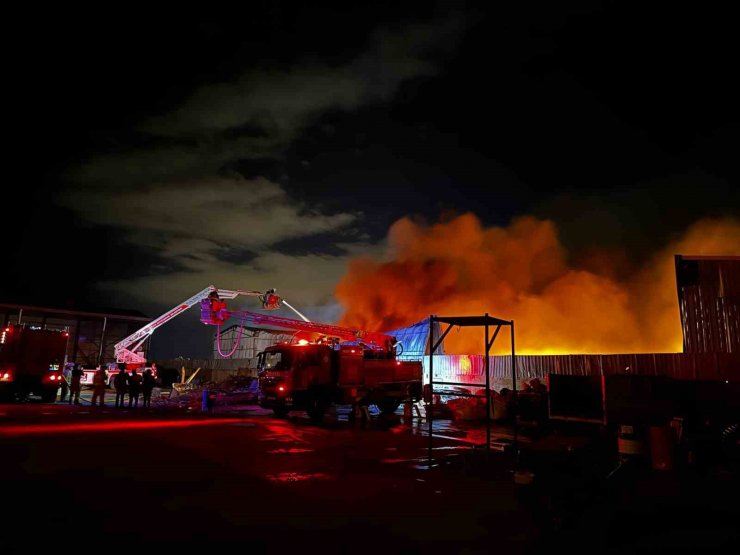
[141, 367, 156, 408]
[69, 364, 83, 405]
[114, 364, 129, 408]
[261, 288, 280, 310]
[128, 367, 142, 408]
[207, 291, 228, 324]
[90, 367, 107, 407]
[58, 363, 71, 402]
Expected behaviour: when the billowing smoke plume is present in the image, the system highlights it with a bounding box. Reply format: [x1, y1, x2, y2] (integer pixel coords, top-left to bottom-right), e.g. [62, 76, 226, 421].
[336, 213, 740, 354]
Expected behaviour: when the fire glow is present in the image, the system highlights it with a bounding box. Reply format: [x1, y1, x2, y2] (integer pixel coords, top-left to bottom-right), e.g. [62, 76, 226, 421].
[337, 214, 740, 355]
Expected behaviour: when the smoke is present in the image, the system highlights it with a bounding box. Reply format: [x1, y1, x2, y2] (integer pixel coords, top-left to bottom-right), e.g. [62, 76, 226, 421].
[335, 213, 740, 354]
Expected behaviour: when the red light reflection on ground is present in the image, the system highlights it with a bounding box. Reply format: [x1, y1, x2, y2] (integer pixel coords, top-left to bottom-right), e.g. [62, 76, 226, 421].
[265, 471, 332, 483]
[261, 422, 314, 445]
[266, 447, 315, 454]
[0, 417, 245, 437]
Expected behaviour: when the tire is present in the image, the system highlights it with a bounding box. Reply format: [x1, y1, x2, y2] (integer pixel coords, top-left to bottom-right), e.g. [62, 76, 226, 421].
[375, 398, 402, 415]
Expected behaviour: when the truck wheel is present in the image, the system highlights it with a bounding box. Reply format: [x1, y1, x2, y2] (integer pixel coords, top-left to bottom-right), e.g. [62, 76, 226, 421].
[376, 398, 401, 415]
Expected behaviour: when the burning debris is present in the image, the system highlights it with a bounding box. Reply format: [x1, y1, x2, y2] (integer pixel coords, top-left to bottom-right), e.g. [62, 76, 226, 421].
[165, 372, 260, 412]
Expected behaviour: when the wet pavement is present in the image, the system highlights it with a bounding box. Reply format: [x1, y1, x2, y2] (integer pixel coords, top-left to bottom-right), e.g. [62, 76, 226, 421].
[3, 392, 739, 553]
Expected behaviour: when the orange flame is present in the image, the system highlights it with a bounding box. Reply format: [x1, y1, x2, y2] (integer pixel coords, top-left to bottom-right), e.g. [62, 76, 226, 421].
[336, 213, 740, 354]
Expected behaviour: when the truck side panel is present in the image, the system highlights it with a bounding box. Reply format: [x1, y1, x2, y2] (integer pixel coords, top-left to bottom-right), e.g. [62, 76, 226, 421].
[363, 359, 422, 386]
[337, 350, 364, 385]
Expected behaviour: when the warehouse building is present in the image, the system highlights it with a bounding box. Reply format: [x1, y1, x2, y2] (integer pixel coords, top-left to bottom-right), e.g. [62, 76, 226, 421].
[0, 303, 151, 367]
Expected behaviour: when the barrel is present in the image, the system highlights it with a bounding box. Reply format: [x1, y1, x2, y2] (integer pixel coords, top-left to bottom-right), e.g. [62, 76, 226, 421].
[648, 424, 675, 470]
[617, 424, 647, 461]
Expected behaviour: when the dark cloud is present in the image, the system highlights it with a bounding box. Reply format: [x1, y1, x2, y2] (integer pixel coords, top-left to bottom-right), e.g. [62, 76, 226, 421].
[47, 14, 468, 316]
[60, 177, 358, 249]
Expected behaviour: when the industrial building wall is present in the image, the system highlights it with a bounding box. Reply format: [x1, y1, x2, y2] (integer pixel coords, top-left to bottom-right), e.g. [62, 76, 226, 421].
[676, 255, 740, 353]
[0, 309, 148, 366]
[214, 326, 295, 366]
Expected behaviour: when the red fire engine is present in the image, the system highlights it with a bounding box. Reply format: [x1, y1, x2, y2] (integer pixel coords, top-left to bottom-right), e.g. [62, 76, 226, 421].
[200, 306, 422, 421]
[0, 324, 68, 402]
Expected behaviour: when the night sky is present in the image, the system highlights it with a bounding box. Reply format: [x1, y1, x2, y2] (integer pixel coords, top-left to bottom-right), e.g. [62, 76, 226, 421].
[6, 2, 739, 358]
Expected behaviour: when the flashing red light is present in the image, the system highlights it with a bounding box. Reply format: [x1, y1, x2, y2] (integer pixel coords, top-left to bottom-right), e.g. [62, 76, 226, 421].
[350, 349, 355, 353]
[278, 385, 285, 392]
[1, 372, 10, 380]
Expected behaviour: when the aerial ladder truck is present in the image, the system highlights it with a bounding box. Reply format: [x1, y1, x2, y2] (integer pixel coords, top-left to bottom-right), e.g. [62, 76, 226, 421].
[200, 302, 423, 421]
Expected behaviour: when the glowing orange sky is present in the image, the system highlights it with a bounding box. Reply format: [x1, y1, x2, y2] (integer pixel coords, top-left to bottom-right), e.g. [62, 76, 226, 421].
[336, 214, 740, 355]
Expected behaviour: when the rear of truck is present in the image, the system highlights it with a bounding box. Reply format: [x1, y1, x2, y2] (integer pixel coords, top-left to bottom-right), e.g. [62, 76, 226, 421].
[0, 325, 68, 402]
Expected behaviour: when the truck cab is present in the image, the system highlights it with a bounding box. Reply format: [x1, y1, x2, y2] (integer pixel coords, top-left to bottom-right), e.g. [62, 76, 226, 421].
[257, 343, 336, 418]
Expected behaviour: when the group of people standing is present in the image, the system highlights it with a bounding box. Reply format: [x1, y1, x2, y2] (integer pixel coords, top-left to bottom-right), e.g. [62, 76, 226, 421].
[112, 364, 157, 408]
[59, 362, 158, 408]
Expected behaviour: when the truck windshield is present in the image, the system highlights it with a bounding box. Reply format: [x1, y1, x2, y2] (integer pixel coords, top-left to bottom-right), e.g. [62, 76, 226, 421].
[261, 350, 291, 370]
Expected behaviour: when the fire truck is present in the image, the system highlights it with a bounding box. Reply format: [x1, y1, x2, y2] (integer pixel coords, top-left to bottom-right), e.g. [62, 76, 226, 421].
[0, 324, 68, 402]
[112, 285, 422, 421]
[257, 339, 423, 421]
[199, 304, 423, 421]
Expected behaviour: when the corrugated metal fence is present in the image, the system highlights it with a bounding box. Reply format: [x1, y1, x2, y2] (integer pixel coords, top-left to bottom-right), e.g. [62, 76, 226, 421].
[676, 255, 740, 353]
[421, 352, 740, 389]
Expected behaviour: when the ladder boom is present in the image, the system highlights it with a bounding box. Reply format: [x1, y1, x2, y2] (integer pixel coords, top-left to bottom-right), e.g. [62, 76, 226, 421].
[114, 285, 271, 364]
[212, 309, 397, 353]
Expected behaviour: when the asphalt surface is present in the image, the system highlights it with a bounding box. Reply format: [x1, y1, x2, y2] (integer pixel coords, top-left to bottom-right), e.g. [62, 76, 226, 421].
[2, 391, 739, 554]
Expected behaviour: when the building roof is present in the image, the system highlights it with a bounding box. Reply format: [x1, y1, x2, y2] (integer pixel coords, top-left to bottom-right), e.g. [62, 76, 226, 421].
[432, 314, 514, 327]
[0, 302, 150, 322]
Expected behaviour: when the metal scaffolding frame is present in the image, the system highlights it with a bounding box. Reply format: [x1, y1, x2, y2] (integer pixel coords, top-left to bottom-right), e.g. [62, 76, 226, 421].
[426, 313, 516, 467]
